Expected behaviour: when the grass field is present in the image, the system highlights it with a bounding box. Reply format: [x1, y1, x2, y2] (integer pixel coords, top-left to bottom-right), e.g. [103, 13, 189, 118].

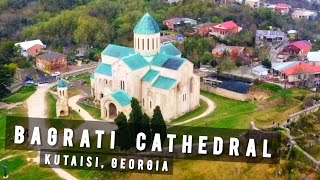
[0, 105, 63, 180]
[2, 86, 37, 103]
[78, 102, 101, 119]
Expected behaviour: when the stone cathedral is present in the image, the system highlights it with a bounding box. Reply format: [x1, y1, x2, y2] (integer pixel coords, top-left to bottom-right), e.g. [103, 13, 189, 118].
[90, 13, 200, 121]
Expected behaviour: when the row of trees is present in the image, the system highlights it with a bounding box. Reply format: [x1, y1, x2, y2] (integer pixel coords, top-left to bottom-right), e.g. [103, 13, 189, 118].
[114, 98, 167, 150]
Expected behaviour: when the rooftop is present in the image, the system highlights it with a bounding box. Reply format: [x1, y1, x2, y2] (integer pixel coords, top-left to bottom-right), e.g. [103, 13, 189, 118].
[151, 53, 186, 70]
[133, 13, 160, 35]
[142, 69, 159, 82]
[122, 54, 149, 70]
[256, 30, 286, 37]
[38, 52, 66, 60]
[193, 22, 215, 29]
[307, 50, 320, 62]
[218, 81, 251, 94]
[214, 21, 239, 30]
[111, 90, 132, 107]
[57, 79, 68, 88]
[281, 62, 320, 75]
[152, 76, 177, 90]
[160, 43, 181, 56]
[287, 40, 312, 50]
[15, 39, 44, 50]
[95, 63, 112, 76]
[164, 17, 196, 24]
[102, 44, 135, 59]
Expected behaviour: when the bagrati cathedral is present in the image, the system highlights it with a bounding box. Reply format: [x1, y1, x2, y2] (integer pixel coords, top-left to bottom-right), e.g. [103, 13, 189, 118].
[90, 13, 200, 121]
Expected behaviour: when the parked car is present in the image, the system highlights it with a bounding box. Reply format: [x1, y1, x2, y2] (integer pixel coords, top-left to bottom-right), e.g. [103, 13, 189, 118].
[199, 68, 209, 72]
[51, 72, 61, 77]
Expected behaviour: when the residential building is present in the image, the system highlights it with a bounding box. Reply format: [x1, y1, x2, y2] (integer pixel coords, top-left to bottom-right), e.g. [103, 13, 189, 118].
[280, 62, 320, 84]
[160, 35, 178, 45]
[36, 52, 67, 74]
[283, 40, 312, 58]
[192, 22, 215, 36]
[163, 17, 197, 30]
[76, 46, 90, 58]
[245, 0, 260, 9]
[211, 44, 244, 58]
[209, 21, 242, 39]
[15, 39, 46, 57]
[91, 13, 200, 121]
[274, 3, 291, 15]
[255, 30, 286, 47]
[307, 50, 320, 66]
[292, 9, 318, 20]
[252, 65, 269, 76]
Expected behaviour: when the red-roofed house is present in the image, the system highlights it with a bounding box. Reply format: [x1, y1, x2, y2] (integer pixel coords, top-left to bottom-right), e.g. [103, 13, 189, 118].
[274, 3, 291, 15]
[283, 40, 312, 58]
[281, 62, 320, 84]
[212, 44, 244, 58]
[209, 21, 242, 39]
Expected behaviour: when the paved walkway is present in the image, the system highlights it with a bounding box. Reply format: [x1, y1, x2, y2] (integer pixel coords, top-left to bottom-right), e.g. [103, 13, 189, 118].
[25, 83, 79, 180]
[171, 95, 216, 126]
[68, 95, 97, 121]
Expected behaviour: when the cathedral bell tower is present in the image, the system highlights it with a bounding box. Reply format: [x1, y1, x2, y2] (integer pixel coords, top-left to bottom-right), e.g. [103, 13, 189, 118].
[133, 13, 161, 58]
[56, 79, 69, 117]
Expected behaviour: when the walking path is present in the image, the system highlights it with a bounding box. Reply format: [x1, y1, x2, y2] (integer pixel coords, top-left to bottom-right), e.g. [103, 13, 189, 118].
[25, 83, 79, 180]
[68, 95, 97, 121]
[171, 95, 216, 126]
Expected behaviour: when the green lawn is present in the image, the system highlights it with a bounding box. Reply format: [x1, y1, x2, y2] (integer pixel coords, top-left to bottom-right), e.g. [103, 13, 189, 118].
[78, 102, 101, 119]
[170, 85, 305, 130]
[2, 86, 37, 103]
[169, 99, 208, 124]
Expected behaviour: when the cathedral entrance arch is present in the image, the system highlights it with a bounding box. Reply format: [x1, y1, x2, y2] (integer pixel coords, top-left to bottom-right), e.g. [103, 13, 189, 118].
[109, 103, 117, 119]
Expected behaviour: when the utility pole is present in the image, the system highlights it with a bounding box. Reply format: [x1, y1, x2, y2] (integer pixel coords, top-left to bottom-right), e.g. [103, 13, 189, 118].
[1, 164, 8, 178]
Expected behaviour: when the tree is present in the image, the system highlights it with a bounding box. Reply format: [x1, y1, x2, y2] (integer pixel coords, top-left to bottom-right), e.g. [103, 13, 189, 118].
[262, 58, 272, 68]
[279, 90, 292, 104]
[128, 97, 143, 137]
[141, 113, 152, 148]
[74, 16, 113, 47]
[200, 51, 213, 65]
[151, 106, 167, 145]
[115, 112, 133, 150]
[0, 65, 14, 98]
[210, 59, 217, 67]
[217, 54, 236, 72]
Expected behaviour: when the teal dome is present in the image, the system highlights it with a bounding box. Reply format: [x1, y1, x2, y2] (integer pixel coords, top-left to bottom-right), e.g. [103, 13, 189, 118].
[57, 79, 68, 88]
[133, 13, 160, 35]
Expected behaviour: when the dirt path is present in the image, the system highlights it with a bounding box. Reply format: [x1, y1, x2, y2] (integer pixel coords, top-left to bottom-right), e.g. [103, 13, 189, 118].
[171, 95, 216, 126]
[26, 83, 79, 180]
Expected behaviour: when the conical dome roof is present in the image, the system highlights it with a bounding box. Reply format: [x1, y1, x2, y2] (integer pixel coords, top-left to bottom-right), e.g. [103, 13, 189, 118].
[133, 13, 160, 35]
[57, 79, 68, 88]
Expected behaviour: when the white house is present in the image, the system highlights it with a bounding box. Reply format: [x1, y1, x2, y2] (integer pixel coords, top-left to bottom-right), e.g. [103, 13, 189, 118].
[15, 39, 46, 57]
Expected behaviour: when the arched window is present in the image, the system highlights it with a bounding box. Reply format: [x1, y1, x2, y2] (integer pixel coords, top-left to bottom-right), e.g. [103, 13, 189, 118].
[147, 38, 149, 50]
[138, 38, 140, 49]
[150, 101, 152, 109]
[120, 80, 125, 90]
[143, 98, 145, 106]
